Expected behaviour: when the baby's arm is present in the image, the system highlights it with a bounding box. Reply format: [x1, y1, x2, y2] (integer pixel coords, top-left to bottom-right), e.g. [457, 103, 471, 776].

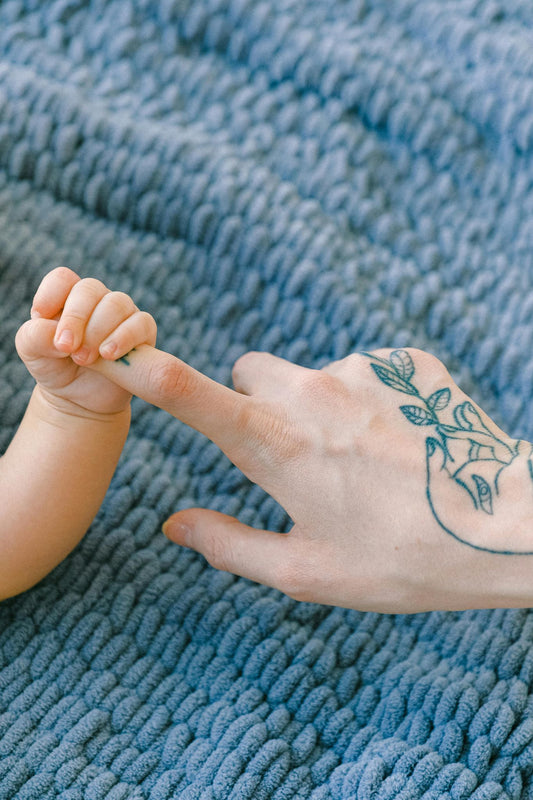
[0, 268, 156, 600]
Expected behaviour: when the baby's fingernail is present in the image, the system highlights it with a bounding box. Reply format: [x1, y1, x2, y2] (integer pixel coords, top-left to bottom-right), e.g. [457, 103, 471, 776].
[72, 346, 90, 363]
[56, 330, 74, 348]
[30, 308, 41, 319]
[100, 341, 116, 357]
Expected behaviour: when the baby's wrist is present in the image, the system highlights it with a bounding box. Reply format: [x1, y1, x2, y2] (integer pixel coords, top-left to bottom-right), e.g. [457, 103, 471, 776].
[33, 385, 131, 427]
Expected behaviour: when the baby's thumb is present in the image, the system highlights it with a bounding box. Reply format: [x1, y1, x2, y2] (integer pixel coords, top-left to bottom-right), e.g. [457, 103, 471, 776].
[162, 508, 293, 591]
[15, 317, 65, 362]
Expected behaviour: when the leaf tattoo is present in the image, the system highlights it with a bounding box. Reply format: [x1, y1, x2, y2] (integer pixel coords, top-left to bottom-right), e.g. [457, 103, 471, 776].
[369, 364, 419, 396]
[362, 349, 508, 517]
[427, 388, 450, 411]
[390, 349, 415, 381]
[362, 348, 533, 554]
[400, 405, 437, 426]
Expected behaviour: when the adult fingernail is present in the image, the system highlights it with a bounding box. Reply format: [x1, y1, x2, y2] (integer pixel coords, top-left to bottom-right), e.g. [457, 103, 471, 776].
[163, 520, 192, 546]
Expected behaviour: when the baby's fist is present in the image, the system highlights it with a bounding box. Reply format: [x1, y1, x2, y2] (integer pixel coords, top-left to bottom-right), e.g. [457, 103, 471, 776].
[34, 267, 157, 366]
[18, 267, 157, 416]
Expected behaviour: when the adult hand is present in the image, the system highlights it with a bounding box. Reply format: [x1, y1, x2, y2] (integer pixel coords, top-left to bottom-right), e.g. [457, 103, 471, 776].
[91, 345, 533, 612]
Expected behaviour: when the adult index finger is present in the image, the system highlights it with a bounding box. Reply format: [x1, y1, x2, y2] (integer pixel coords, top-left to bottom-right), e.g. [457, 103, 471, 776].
[90, 344, 265, 465]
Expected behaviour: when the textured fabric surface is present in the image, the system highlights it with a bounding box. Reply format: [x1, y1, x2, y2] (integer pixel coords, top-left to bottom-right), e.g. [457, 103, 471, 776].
[1, 1, 533, 798]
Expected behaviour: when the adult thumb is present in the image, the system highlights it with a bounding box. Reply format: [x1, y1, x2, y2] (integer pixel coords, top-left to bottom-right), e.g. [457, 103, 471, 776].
[162, 508, 295, 592]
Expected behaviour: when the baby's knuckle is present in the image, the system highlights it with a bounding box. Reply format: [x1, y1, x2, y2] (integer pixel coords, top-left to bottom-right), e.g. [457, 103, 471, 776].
[141, 311, 157, 337]
[79, 277, 107, 295]
[51, 265, 78, 284]
[107, 290, 134, 312]
[14, 320, 33, 355]
[62, 309, 86, 324]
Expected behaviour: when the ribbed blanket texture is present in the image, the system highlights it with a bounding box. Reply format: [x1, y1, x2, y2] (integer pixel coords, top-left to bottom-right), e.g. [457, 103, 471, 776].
[1, 1, 533, 798]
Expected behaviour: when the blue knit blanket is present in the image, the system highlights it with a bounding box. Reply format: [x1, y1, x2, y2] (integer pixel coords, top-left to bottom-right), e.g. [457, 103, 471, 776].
[1, 2, 533, 798]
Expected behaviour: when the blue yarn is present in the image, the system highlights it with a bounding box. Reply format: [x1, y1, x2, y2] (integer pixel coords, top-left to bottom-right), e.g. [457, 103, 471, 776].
[1, 0, 533, 797]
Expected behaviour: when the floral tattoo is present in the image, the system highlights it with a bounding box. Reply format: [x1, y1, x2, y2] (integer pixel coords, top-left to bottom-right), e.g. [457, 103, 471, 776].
[362, 349, 533, 554]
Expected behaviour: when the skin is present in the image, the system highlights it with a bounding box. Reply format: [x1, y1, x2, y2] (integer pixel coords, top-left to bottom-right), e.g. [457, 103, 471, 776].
[88, 340, 533, 613]
[6, 267, 532, 611]
[0, 267, 156, 600]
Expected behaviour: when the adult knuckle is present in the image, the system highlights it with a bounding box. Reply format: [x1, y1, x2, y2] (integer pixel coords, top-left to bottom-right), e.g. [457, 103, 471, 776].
[298, 370, 352, 413]
[233, 396, 258, 435]
[275, 550, 314, 602]
[237, 400, 304, 466]
[364, 346, 448, 379]
[232, 350, 258, 376]
[202, 531, 234, 573]
[406, 347, 450, 383]
[149, 358, 196, 402]
[323, 353, 360, 375]
[263, 409, 302, 462]
[404, 346, 441, 366]
[231, 350, 262, 388]
[233, 400, 269, 457]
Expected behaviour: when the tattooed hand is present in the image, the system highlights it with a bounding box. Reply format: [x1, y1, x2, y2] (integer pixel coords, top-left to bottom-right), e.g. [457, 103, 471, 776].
[362, 350, 533, 554]
[91, 345, 533, 612]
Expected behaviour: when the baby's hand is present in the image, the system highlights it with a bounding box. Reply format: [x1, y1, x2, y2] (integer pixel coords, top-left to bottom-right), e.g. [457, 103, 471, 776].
[16, 267, 157, 417]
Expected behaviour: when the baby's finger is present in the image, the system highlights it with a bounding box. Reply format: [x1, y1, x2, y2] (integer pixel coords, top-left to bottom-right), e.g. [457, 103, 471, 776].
[69, 290, 137, 365]
[31, 267, 81, 320]
[54, 277, 110, 354]
[99, 311, 157, 361]
[16, 318, 68, 363]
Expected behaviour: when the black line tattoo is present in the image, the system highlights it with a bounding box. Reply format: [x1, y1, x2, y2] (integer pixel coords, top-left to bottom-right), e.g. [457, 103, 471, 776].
[362, 349, 533, 554]
[117, 348, 136, 366]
